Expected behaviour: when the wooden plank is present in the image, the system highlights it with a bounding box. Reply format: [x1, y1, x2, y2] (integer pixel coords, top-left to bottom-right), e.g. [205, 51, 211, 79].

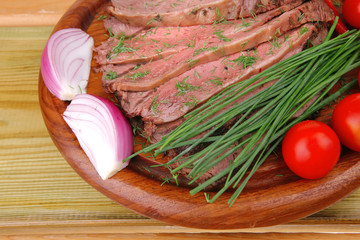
[0, 220, 360, 235]
[1, 233, 360, 240]
[0, 0, 75, 26]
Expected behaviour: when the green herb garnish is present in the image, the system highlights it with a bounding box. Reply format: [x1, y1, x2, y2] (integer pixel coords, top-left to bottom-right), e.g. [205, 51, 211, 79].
[299, 26, 309, 36]
[231, 54, 258, 69]
[125, 71, 150, 81]
[193, 46, 218, 56]
[97, 15, 107, 20]
[104, 70, 118, 80]
[170, 2, 179, 8]
[151, 94, 160, 114]
[184, 95, 200, 108]
[126, 19, 360, 206]
[297, 12, 305, 22]
[186, 40, 196, 48]
[194, 70, 201, 80]
[108, 34, 136, 59]
[186, 59, 199, 68]
[213, 30, 232, 42]
[176, 76, 200, 96]
[207, 76, 223, 86]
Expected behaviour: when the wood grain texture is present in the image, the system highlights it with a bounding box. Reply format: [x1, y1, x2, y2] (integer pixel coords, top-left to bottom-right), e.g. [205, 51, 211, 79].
[0, 0, 76, 26]
[0, 0, 360, 236]
[37, 0, 360, 230]
[1, 233, 360, 240]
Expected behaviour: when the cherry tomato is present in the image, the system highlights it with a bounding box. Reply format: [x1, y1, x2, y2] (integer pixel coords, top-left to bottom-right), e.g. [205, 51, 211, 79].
[282, 120, 341, 179]
[332, 93, 360, 152]
[343, 0, 360, 29]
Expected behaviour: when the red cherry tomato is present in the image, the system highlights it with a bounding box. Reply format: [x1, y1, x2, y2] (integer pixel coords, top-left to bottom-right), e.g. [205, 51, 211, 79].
[343, 0, 360, 29]
[282, 120, 341, 179]
[332, 93, 360, 152]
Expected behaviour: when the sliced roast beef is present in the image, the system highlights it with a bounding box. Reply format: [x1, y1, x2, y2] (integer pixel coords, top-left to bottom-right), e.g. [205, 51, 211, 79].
[103, 0, 333, 92]
[108, 0, 304, 27]
[95, 2, 302, 66]
[115, 23, 318, 127]
[95, 22, 208, 66]
[140, 24, 317, 126]
[104, 17, 145, 36]
[146, 24, 329, 144]
[99, 63, 137, 86]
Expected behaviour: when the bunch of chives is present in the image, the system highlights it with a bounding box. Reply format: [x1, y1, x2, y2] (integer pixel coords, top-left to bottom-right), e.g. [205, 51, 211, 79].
[126, 20, 360, 206]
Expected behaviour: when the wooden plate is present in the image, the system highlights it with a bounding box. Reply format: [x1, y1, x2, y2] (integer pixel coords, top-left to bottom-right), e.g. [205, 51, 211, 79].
[38, 0, 360, 229]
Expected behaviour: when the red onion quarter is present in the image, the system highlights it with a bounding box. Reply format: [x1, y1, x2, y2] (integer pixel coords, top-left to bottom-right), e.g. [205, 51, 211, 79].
[63, 94, 133, 180]
[41, 28, 94, 100]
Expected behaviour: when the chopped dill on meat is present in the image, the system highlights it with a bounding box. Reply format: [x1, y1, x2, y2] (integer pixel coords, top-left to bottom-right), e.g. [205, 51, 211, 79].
[186, 40, 196, 48]
[107, 34, 136, 59]
[124, 71, 150, 81]
[206, 76, 223, 86]
[284, 33, 291, 42]
[213, 30, 232, 42]
[151, 95, 170, 115]
[297, 12, 305, 22]
[250, 10, 257, 19]
[162, 42, 175, 48]
[170, 2, 179, 8]
[194, 70, 201, 80]
[236, 17, 251, 32]
[269, 36, 282, 49]
[104, 70, 118, 80]
[184, 95, 200, 108]
[176, 76, 200, 96]
[215, 7, 221, 18]
[150, 39, 160, 43]
[97, 15, 107, 20]
[193, 45, 218, 56]
[186, 59, 199, 68]
[210, 66, 217, 74]
[107, 28, 115, 38]
[240, 41, 249, 48]
[299, 26, 309, 36]
[274, 27, 282, 37]
[231, 54, 258, 69]
[151, 94, 160, 114]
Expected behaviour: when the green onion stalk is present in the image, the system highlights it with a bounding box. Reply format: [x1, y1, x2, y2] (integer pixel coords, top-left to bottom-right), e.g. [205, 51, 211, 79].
[126, 19, 360, 206]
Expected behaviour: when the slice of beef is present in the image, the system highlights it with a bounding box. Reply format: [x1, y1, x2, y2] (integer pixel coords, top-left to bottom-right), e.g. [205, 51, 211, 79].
[95, 22, 208, 66]
[104, 0, 333, 92]
[99, 63, 137, 87]
[148, 24, 329, 142]
[108, 0, 236, 27]
[108, 0, 303, 27]
[104, 17, 145, 36]
[95, 2, 302, 66]
[117, 23, 318, 127]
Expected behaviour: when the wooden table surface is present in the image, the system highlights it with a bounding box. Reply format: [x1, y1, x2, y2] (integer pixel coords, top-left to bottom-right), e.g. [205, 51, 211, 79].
[1, 0, 360, 239]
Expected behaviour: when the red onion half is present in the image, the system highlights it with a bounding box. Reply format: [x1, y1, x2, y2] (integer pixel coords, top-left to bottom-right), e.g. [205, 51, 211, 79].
[63, 94, 133, 180]
[41, 28, 94, 101]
